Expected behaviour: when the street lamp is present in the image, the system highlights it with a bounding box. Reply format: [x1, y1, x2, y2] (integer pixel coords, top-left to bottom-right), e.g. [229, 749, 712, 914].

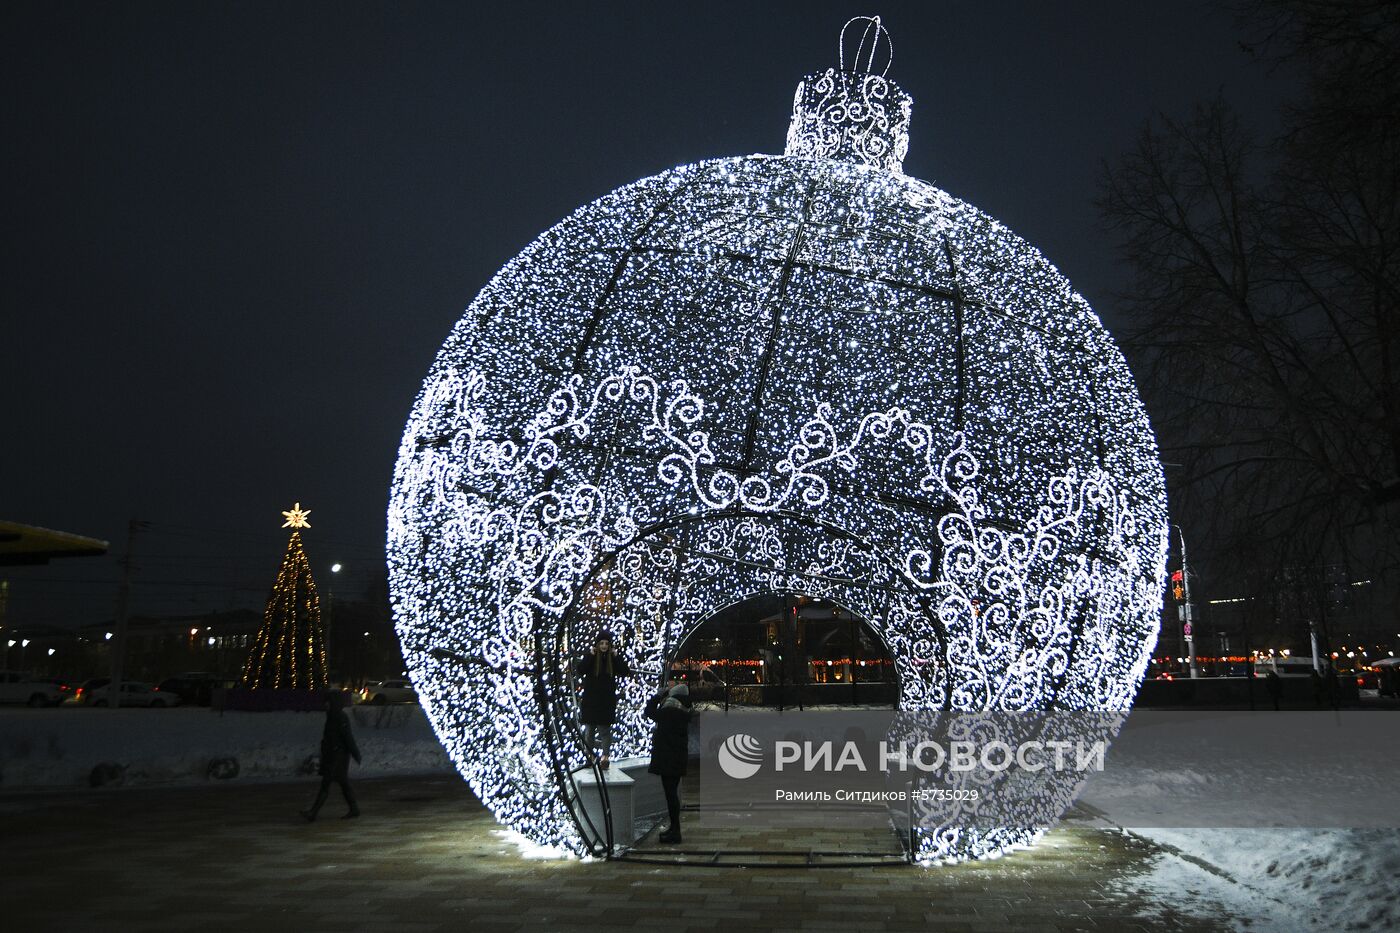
[1173, 525, 1200, 679]
[1161, 467, 1199, 680]
[327, 562, 342, 682]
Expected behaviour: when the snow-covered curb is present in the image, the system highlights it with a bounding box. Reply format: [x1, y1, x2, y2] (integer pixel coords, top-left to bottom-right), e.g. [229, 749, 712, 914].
[0, 706, 452, 789]
[1096, 826, 1399, 932]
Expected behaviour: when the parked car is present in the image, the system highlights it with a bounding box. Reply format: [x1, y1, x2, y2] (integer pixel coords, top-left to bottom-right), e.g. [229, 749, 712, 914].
[1253, 657, 1318, 677]
[1375, 657, 1400, 698]
[40, 678, 75, 703]
[78, 680, 183, 708]
[358, 679, 417, 705]
[157, 672, 233, 706]
[0, 670, 67, 707]
[68, 677, 111, 705]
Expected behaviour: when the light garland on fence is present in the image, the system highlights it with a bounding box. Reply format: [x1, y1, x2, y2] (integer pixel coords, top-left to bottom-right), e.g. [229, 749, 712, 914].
[386, 17, 1167, 862]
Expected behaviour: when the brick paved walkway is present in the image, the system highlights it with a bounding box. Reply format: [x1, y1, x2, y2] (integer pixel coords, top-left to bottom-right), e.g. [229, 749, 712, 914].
[1, 775, 1236, 932]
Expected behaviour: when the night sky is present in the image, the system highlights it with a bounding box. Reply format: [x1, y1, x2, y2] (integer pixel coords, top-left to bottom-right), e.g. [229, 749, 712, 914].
[3, 1, 1288, 626]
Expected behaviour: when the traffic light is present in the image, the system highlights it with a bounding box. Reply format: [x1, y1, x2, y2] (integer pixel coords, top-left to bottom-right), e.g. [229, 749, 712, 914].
[1170, 569, 1185, 603]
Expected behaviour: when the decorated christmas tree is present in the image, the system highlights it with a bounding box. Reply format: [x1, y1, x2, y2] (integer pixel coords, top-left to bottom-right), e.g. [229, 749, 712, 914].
[242, 503, 328, 690]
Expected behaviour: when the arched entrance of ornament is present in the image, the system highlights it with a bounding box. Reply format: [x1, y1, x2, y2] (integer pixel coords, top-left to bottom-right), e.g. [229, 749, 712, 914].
[547, 509, 948, 862]
[667, 592, 901, 710]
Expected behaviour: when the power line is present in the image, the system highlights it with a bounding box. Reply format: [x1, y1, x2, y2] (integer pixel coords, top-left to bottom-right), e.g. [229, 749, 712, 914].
[144, 522, 385, 550]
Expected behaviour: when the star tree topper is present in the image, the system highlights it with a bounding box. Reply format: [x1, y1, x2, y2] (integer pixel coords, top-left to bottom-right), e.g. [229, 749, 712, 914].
[281, 502, 311, 529]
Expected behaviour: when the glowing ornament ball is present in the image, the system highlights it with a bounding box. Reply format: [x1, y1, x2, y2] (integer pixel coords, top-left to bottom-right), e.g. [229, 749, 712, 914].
[388, 18, 1168, 861]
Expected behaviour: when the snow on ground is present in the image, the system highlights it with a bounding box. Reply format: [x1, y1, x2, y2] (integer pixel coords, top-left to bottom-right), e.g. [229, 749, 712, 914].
[1082, 711, 1400, 828]
[701, 704, 1400, 929]
[1110, 828, 1400, 932]
[5, 701, 1397, 931]
[1078, 711, 1400, 932]
[491, 828, 589, 861]
[0, 705, 452, 788]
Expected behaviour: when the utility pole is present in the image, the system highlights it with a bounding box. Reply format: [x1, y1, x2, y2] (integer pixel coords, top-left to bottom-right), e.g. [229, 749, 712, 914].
[0, 581, 8, 668]
[1175, 524, 1200, 679]
[1242, 603, 1256, 709]
[109, 519, 148, 709]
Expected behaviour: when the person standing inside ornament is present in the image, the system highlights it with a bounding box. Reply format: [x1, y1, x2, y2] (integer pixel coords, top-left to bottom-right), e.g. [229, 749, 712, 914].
[646, 679, 693, 844]
[300, 689, 361, 821]
[577, 631, 631, 769]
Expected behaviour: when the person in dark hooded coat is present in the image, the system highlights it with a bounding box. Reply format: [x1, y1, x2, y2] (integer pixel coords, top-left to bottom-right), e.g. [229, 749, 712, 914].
[646, 680, 692, 843]
[576, 632, 631, 768]
[301, 689, 361, 821]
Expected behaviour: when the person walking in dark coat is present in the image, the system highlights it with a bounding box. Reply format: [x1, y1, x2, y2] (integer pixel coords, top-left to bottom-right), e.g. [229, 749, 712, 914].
[301, 690, 361, 821]
[577, 632, 631, 769]
[646, 680, 692, 844]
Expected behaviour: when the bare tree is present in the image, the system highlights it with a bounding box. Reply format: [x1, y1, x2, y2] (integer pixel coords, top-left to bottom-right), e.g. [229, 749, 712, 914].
[1099, 0, 1400, 647]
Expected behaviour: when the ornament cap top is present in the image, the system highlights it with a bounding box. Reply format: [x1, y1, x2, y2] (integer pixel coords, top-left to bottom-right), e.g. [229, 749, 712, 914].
[839, 14, 893, 76]
[784, 15, 911, 173]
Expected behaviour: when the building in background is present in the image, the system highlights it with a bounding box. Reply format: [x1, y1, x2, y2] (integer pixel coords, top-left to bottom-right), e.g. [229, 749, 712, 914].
[0, 521, 109, 680]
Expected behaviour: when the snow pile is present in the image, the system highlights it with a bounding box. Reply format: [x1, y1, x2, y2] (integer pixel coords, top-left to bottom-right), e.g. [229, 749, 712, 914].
[1115, 829, 1400, 931]
[1078, 711, 1400, 931]
[0, 706, 452, 788]
[491, 828, 585, 861]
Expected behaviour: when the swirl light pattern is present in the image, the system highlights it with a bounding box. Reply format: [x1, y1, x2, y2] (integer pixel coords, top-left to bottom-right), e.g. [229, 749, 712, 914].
[387, 23, 1167, 863]
[785, 69, 911, 172]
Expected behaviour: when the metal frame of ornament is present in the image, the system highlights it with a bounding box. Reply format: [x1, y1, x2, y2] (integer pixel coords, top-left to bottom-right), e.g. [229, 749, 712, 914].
[389, 15, 1165, 869]
[392, 358, 1158, 862]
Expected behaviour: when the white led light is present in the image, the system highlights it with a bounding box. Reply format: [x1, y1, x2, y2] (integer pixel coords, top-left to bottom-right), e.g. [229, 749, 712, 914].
[388, 24, 1167, 863]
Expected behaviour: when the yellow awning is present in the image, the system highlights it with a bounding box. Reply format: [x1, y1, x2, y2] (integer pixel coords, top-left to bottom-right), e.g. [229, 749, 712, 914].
[0, 521, 109, 565]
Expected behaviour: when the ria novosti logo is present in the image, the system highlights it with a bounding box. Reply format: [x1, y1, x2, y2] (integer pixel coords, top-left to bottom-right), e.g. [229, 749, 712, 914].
[717, 733, 764, 779]
[714, 732, 1107, 779]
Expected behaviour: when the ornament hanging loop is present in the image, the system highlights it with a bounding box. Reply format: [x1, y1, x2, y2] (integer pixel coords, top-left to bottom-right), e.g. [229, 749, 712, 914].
[839, 15, 893, 77]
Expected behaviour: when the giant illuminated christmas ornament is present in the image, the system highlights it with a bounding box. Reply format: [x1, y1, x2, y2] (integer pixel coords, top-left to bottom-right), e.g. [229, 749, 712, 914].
[388, 17, 1167, 861]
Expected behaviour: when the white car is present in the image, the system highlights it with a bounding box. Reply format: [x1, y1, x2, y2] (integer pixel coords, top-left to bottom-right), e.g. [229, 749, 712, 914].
[85, 681, 184, 708]
[359, 679, 417, 705]
[0, 670, 67, 707]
